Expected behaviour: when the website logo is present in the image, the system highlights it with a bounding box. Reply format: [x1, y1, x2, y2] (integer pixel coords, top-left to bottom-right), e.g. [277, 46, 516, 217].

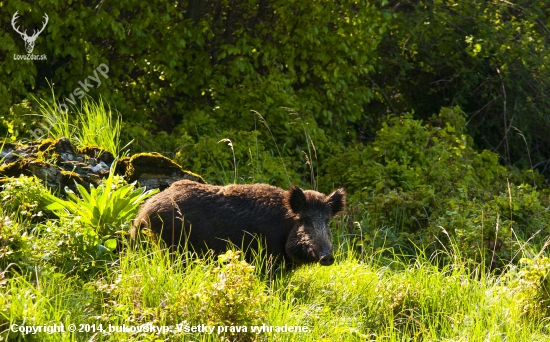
[11, 11, 48, 60]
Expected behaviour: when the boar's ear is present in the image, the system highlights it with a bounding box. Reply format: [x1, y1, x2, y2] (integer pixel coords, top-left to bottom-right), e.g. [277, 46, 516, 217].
[286, 185, 306, 214]
[327, 188, 346, 217]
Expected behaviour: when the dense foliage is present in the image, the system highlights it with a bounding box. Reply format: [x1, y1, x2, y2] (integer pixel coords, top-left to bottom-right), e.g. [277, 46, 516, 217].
[1, 0, 386, 163]
[3, 0, 550, 175]
[324, 107, 550, 268]
[0, 174, 156, 277]
[369, 0, 550, 175]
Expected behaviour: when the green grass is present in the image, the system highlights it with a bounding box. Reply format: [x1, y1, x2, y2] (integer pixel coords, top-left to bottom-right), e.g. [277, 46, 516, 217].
[73, 97, 124, 157]
[34, 89, 125, 157]
[34, 88, 74, 141]
[1, 228, 549, 341]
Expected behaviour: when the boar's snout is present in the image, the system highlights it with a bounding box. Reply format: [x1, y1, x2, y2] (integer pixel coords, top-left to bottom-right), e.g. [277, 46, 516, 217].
[319, 253, 334, 266]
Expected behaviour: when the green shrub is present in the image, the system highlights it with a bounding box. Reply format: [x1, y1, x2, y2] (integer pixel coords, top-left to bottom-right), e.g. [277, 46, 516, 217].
[0, 206, 117, 278]
[0, 175, 117, 277]
[323, 107, 550, 266]
[1, 0, 388, 157]
[34, 216, 117, 277]
[0, 175, 51, 222]
[371, 0, 550, 178]
[513, 255, 550, 321]
[0, 213, 37, 275]
[0, 171, 158, 278]
[120, 123, 195, 157]
[175, 129, 302, 187]
[200, 251, 268, 341]
[0, 100, 41, 142]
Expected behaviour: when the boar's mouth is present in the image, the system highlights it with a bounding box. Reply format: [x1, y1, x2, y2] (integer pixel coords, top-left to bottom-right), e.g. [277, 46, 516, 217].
[306, 245, 335, 266]
[285, 228, 334, 266]
[319, 252, 334, 266]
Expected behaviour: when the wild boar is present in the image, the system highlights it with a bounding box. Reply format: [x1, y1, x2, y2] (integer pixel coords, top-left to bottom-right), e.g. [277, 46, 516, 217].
[133, 180, 346, 266]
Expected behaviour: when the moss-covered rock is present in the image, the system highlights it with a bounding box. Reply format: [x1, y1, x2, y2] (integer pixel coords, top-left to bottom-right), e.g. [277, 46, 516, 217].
[1, 139, 205, 194]
[1, 159, 63, 188]
[115, 156, 130, 177]
[125, 152, 205, 190]
[60, 171, 85, 189]
[36, 137, 80, 164]
[78, 145, 115, 164]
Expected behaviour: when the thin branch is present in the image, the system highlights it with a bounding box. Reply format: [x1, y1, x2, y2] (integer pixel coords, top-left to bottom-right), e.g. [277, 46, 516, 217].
[496, 67, 511, 164]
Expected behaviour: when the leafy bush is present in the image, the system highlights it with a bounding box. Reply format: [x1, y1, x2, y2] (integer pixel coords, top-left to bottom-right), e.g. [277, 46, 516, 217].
[0, 175, 51, 222]
[33, 216, 117, 276]
[370, 0, 550, 177]
[175, 129, 302, 187]
[323, 107, 550, 266]
[200, 251, 268, 341]
[0, 205, 118, 278]
[0, 173, 153, 278]
[120, 123, 195, 157]
[0, 171, 159, 279]
[0, 213, 37, 275]
[513, 255, 550, 320]
[0, 100, 41, 142]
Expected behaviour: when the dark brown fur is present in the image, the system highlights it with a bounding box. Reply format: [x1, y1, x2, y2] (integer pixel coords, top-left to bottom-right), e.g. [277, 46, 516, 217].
[133, 180, 346, 266]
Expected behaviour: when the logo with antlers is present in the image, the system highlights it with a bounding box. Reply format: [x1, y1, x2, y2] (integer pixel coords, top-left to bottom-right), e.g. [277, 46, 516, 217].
[11, 11, 49, 54]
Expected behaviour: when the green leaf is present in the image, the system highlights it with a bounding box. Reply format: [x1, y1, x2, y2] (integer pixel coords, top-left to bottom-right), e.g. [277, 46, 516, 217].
[104, 239, 117, 251]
